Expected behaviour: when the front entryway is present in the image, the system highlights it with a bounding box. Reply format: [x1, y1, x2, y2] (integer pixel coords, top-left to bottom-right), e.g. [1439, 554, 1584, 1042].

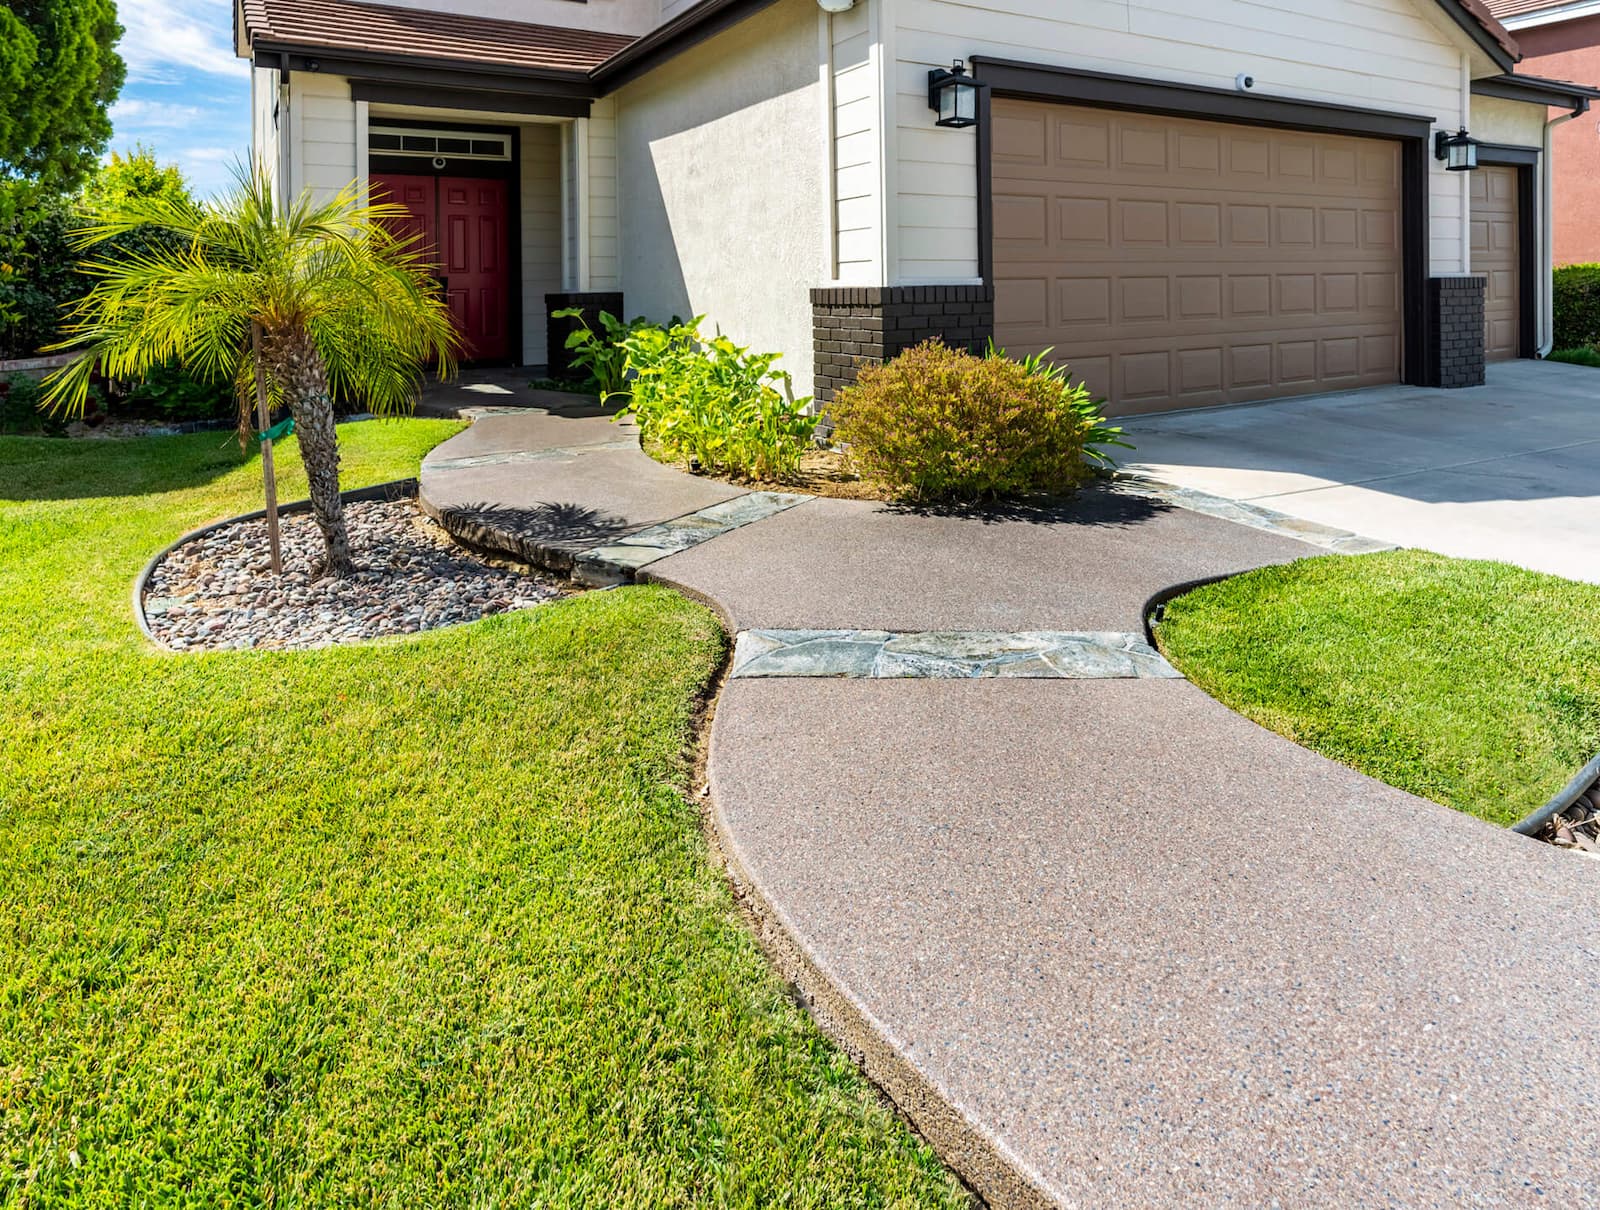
[372, 172, 512, 361]
[990, 99, 1404, 415]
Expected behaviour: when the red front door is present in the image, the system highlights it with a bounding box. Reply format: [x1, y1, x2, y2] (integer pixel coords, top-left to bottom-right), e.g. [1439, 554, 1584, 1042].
[371, 173, 511, 362]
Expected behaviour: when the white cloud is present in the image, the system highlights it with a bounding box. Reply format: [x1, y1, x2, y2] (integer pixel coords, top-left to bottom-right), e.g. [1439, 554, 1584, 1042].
[117, 0, 249, 83]
[108, 99, 209, 128]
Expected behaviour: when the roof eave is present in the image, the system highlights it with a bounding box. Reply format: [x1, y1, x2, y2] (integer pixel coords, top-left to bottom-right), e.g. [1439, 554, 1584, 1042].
[1472, 71, 1600, 110]
[250, 41, 603, 96]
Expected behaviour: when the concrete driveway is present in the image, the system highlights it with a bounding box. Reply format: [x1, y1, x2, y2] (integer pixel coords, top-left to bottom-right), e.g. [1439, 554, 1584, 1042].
[1122, 360, 1600, 582]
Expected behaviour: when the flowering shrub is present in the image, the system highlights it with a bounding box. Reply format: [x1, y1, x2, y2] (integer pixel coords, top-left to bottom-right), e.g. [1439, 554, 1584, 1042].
[830, 340, 1107, 502]
[617, 317, 818, 481]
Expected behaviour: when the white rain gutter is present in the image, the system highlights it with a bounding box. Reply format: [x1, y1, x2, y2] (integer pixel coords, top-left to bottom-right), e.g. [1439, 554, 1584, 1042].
[1539, 101, 1588, 356]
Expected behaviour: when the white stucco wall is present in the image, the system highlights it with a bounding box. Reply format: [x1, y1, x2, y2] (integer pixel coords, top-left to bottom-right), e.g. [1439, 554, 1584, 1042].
[613, 0, 827, 399]
[1470, 94, 1550, 147]
[886, 0, 1493, 283]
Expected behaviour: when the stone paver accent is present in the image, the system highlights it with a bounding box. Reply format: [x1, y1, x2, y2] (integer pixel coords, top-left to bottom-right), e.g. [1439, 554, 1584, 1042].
[730, 629, 1180, 679]
[1117, 474, 1396, 555]
[574, 491, 811, 586]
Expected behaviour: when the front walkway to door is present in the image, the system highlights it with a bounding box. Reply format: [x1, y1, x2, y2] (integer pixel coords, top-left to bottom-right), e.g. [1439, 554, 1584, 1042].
[1122, 360, 1600, 582]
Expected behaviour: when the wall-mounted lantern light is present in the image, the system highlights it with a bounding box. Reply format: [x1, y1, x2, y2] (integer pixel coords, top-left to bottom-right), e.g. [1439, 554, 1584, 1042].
[928, 60, 985, 128]
[1435, 127, 1480, 171]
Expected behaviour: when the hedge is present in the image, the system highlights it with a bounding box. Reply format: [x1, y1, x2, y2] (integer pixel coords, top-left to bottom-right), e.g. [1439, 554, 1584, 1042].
[1553, 263, 1600, 350]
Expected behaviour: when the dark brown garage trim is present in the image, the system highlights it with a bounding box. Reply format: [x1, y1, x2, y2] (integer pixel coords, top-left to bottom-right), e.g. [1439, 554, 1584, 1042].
[968, 58, 1437, 389]
[1477, 143, 1540, 359]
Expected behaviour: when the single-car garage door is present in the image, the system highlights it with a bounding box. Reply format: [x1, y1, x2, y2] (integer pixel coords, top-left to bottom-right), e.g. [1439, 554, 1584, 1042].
[991, 99, 1404, 415]
[1471, 164, 1520, 362]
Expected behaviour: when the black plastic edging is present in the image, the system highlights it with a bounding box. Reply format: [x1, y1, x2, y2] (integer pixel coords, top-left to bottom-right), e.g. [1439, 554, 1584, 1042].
[131, 478, 417, 645]
[1511, 753, 1600, 836]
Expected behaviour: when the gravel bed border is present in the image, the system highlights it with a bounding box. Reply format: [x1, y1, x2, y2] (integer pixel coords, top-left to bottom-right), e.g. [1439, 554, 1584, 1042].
[132, 478, 417, 645]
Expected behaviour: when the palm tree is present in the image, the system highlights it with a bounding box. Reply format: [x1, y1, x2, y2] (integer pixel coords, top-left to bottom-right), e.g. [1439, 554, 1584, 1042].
[44, 166, 458, 577]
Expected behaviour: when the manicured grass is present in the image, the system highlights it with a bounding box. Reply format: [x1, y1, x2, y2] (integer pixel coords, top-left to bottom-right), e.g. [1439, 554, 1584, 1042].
[0, 424, 964, 1206]
[1156, 550, 1600, 827]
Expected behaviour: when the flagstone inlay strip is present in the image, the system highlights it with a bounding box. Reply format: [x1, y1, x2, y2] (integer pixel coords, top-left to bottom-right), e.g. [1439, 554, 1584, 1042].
[574, 491, 812, 586]
[730, 629, 1182, 680]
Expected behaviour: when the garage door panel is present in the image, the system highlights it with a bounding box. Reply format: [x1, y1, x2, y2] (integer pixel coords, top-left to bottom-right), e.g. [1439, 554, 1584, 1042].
[992, 98, 1402, 413]
[1470, 164, 1520, 362]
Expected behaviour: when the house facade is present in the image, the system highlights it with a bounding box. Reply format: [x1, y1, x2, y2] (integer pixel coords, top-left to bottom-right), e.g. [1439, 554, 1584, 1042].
[236, 0, 1597, 415]
[1488, 0, 1600, 265]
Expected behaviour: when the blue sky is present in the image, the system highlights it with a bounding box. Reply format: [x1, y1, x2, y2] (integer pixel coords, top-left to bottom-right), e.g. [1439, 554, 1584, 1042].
[108, 0, 252, 197]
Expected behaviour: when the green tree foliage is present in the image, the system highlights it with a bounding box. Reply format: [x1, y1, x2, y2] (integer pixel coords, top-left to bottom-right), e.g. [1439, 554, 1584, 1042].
[2, 148, 194, 359]
[45, 168, 459, 576]
[0, 0, 126, 190]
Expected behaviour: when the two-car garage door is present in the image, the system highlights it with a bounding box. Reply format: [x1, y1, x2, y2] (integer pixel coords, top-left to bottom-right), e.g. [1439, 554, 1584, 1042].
[991, 99, 1404, 415]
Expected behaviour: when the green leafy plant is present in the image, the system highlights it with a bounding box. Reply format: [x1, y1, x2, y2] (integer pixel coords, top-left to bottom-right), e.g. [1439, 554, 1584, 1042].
[618, 316, 817, 481]
[118, 361, 235, 421]
[551, 307, 653, 398]
[1548, 345, 1600, 367]
[987, 339, 1130, 469]
[830, 339, 1098, 503]
[1553, 263, 1600, 350]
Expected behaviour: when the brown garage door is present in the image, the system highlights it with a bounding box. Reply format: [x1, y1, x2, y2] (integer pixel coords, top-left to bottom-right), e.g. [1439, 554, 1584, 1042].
[991, 99, 1403, 415]
[1471, 165, 1520, 362]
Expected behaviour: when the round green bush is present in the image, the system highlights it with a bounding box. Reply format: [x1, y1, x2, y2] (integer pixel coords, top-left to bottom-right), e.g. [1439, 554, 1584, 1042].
[830, 340, 1097, 502]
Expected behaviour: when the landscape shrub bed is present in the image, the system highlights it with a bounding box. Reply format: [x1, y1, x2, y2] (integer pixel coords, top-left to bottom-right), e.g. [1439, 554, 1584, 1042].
[829, 340, 1113, 503]
[617, 317, 817, 481]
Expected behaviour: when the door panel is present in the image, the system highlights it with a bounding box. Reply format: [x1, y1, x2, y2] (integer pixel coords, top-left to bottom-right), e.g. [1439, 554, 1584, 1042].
[1471, 165, 1520, 363]
[438, 177, 511, 361]
[991, 100, 1403, 415]
[369, 171, 512, 363]
[370, 173, 439, 267]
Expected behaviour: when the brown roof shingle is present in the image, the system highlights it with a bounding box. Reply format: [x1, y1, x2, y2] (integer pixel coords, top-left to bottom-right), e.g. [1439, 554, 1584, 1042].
[239, 0, 636, 74]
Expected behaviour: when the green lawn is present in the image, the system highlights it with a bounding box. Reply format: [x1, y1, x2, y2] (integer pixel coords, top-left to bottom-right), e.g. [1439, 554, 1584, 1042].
[1156, 550, 1600, 827]
[0, 424, 963, 1206]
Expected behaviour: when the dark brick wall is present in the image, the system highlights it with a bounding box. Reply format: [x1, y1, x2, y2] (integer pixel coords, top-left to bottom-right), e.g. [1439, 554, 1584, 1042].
[810, 284, 995, 405]
[545, 291, 624, 380]
[1427, 276, 1486, 389]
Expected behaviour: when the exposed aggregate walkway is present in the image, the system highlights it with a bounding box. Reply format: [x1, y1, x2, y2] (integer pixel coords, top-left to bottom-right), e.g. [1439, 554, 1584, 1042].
[418, 397, 1600, 1208]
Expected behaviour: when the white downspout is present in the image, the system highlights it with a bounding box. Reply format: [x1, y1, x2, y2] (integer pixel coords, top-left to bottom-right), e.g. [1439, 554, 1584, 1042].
[1539, 102, 1586, 355]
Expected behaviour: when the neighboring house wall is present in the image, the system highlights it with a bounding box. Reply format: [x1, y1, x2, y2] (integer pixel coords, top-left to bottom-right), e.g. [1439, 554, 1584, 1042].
[888, 0, 1480, 283]
[1504, 16, 1600, 264]
[613, 0, 827, 398]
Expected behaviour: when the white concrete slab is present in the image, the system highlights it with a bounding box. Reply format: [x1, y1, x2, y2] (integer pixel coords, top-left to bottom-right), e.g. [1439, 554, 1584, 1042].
[1123, 360, 1600, 582]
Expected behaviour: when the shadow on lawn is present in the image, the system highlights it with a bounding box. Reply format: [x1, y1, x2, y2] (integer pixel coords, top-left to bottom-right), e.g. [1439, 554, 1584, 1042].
[0, 430, 250, 502]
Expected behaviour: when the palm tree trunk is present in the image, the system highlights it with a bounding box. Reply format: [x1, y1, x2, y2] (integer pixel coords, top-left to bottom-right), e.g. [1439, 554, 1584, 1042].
[260, 324, 353, 578]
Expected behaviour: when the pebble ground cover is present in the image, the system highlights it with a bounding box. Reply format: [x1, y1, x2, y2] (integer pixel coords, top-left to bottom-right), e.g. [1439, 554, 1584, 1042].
[0, 423, 964, 1206]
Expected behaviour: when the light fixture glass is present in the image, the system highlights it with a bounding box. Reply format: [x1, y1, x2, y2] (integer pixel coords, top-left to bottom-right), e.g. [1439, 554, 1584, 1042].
[1435, 127, 1480, 172]
[928, 60, 984, 129]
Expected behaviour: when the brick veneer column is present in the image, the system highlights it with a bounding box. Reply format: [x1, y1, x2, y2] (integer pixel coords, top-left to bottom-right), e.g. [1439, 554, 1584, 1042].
[545, 291, 624, 380]
[1427, 276, 1486, 389]
[810, 285, 995, 405]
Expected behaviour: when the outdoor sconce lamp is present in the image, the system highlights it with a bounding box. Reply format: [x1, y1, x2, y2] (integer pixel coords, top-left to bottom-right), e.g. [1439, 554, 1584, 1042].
[928, 60, 985, 128]
[1435, 127, 1480, 171]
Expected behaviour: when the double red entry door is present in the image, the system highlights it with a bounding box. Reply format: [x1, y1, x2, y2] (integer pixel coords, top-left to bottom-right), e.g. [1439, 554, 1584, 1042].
[372, 173, 511, 361]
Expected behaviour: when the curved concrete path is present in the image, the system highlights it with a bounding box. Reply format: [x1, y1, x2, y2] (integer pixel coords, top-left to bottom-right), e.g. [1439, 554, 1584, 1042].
[419, 401, 1600, 1208]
